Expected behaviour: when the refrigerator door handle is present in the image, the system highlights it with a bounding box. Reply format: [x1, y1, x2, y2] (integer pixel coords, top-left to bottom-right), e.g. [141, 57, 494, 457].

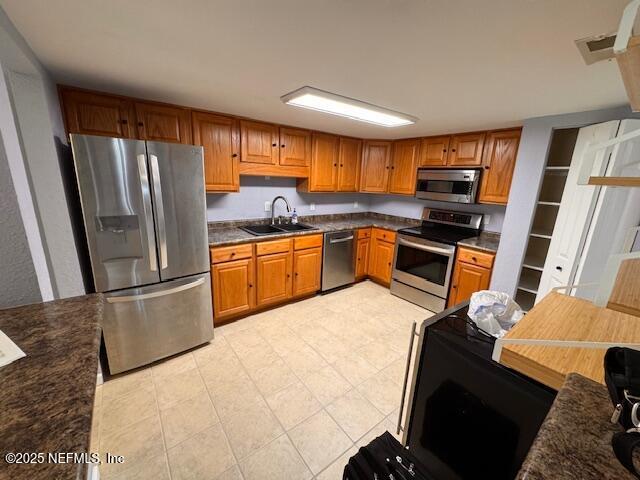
[149, 154, 168, 270]
[106, 277, 205, 303]
[137, 154, 158, 272]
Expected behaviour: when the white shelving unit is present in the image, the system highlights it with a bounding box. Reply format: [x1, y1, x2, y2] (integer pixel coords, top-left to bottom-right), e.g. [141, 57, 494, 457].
[515, 128, 579, 312]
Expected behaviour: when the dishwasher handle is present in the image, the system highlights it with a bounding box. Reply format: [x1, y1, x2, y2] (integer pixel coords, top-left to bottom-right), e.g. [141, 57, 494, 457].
[329, 235, 354, 244]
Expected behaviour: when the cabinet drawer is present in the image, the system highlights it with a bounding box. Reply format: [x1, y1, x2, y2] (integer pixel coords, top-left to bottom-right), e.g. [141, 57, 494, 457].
[357, 228, 371, 239]
[294, 234, 323, 250]
[256, 238, 292, 256]
[457, 247, 494, 269]
[211, 244, 253, 264]
[372, 228, 396, 243]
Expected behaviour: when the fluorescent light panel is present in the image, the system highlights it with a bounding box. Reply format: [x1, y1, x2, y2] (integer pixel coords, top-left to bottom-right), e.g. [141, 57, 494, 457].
[281, 86, 417, 127]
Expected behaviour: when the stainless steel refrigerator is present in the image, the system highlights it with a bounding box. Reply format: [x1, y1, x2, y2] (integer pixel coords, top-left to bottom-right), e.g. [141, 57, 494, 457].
[71, 134, 214, 374]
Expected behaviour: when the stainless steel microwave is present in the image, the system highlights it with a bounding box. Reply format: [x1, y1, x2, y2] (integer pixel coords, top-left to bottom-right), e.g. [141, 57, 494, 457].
[415, 169, 481, 204]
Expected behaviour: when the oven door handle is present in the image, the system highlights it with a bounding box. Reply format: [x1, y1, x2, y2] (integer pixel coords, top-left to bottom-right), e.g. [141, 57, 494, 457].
[398, 238, 454, 256]
[397, 321, 418, 436]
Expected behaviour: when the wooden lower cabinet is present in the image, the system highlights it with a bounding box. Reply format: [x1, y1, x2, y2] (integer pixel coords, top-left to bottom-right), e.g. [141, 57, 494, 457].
[293, 247, 322, 296]
[355, 237, 370, 279]
[448, 247, 495, 307]
[211, 258, 255, 320]
[256, 251, 293, 307]
[368, 229, 396, 285]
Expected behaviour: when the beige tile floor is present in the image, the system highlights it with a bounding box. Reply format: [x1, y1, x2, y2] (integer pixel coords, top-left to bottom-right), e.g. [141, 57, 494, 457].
[91, 280, 433, 480]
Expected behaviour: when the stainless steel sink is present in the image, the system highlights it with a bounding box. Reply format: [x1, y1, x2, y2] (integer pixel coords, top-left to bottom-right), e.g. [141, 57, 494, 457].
[240, 223, 316, 236]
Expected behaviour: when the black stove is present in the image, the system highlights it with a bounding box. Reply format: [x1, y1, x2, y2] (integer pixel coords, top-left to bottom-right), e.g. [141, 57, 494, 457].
[399, 223, 480, 246]
[398, 208, 483, 246]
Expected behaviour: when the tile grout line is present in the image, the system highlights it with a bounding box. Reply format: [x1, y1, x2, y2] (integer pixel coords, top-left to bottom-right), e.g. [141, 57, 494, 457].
[150, 366, 174, 480]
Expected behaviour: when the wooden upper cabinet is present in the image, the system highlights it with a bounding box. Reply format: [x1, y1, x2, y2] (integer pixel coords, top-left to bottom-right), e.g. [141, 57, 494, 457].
[336, 137, 362, 192]
[478, 129, 521, 205]
[61, 89, 135, 138]
[279, 127, 311, 167]
[240, 120, 279, 165]
[360, 141, 392, 193]
[419, 136, 450, 167]
[192, 112, 239, 192]
[389, 139, 420, 195]
[448, 132, 485, 166]
[308, 133, 339, 191]
[293, 247, 322, 296]
[134, 102, 192, 144]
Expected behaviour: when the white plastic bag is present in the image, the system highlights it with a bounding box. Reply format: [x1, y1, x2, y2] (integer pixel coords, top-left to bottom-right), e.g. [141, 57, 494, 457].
[467, 290, 524, 338]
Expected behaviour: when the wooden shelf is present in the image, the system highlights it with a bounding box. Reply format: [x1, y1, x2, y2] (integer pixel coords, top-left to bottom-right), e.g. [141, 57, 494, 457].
[587, 176, 640, 187]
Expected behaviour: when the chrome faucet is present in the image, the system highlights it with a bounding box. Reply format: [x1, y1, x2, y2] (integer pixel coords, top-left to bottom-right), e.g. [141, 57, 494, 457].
[270, 196, 291, 225]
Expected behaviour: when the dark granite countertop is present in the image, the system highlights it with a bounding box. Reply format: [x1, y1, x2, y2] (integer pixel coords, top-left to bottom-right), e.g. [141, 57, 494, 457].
[0, 294, 103, 480]
[517, 373, 635, 480]
[208, 212, 421, 247]
[457, 231, 500, 253]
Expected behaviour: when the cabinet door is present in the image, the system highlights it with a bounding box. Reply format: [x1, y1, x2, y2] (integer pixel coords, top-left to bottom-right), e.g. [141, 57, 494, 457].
[368, 238, 395, 284]
[389, 139, 420, 195]
[478, 129, 521, 205]
[336, 137, 362, 192]
[135, 102, 192, 144]
[211, 258, 255, 320]
[61, 89, 135, 138]
[309, 133, 339, 191]
[355, 238, 370, 279]
[279, 127, 311, 166]
[192, 112, 239, 192]
[448, 132, 485, 166]
[293, 247, 322, 296]
[256, 251, 293, 306]
[448, 261, 491, 307]
[360, 141, 392, 193]
[240, 120, 279, 164]
[419, 136, 450, 167]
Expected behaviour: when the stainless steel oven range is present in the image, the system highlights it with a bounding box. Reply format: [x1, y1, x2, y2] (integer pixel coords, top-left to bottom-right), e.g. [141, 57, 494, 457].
[391, 208, 483, 312]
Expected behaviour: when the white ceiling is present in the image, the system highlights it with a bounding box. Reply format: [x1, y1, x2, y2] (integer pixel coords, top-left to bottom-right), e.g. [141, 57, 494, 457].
[0, 0, 631, 139]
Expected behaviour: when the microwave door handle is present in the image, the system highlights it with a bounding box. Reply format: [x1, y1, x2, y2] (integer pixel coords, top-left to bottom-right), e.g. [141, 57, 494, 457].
[399, 238, 453, 256]
[137, 154, 158, 272]
[149, 154, 168, 270]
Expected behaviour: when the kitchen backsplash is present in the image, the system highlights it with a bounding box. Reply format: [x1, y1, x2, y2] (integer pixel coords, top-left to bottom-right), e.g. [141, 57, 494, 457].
[206, 176, 506, 232]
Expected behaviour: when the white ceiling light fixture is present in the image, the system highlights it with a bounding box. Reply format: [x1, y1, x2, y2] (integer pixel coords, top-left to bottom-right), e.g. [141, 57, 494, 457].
[281, 86, 417, 127]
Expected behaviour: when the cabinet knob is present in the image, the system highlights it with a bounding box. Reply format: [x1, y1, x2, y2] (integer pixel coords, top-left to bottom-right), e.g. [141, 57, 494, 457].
[340, 164, 344, 167]
[451, 148, 456, 152]
[137, 122, 143, 127]
[443, 148, 447, 152]
[333, 163, 337, 167]
[230, 252, 235, 257]
[388, 262, 391, 266]
[295, 272, 298, 276]
[121, 119, 128, 125]
[232, 153, 238, 158]
[556, 266, 563, 272]
[472, 256, 477, 262]
[484, 165, 490, 170]
[249, 283, 253, 288]
[272, 143, 277, 147]
[385, 166, 389, 169]
[452, 285, 457, 289]
[281, 144, 285, 148]
[391, 166, 395, 170]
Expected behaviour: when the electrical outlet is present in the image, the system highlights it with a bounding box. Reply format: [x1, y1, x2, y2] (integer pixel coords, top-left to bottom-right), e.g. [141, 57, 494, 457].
[309, 203, 316, 211]
[264, 201, 271, 212]
[483, 215, 491, 226]
[353, 201, 359, 209]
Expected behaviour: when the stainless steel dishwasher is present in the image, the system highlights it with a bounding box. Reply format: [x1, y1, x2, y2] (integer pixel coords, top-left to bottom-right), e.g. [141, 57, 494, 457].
[322, 230, 356, 291]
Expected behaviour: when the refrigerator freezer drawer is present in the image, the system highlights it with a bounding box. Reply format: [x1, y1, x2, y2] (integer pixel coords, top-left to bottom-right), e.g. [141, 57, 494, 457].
[103, 272, 214, 374]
